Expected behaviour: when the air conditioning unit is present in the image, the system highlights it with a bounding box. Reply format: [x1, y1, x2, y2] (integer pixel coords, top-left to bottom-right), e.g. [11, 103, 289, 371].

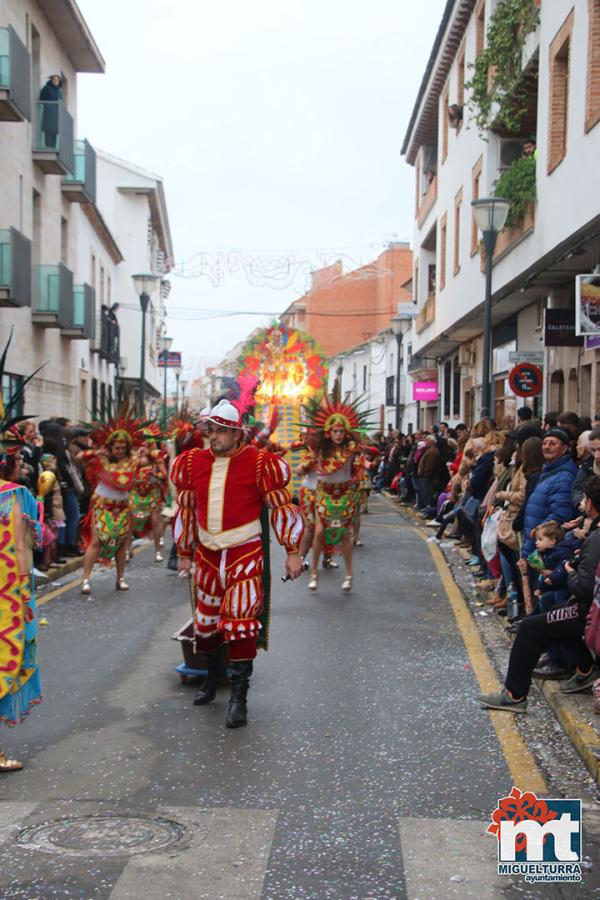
[498, 139, 524, 171]
[458, 344, 475, 368]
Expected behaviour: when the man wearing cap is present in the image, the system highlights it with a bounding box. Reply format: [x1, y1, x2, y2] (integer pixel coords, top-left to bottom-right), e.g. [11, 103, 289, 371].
[170, 399, 304, 728]
[519, 428, 578, 570]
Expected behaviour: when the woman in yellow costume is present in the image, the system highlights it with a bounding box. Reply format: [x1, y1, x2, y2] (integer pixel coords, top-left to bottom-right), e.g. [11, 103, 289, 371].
[78, 411, 143, 594]
[301, 393, 370, 594]
[0, 332, 43, 772]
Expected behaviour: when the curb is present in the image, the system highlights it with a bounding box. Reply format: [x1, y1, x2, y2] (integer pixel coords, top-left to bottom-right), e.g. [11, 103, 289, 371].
[383, 493, 600, 787]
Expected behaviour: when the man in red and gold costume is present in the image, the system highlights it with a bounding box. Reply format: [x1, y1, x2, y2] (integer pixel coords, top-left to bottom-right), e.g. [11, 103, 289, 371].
[171, 399, 304, 729]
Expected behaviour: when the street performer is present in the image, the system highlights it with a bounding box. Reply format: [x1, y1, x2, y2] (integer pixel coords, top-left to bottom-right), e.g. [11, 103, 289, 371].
[302, 393, 371, 593]
[171, 398, 304, 729]
[78, 410, 143, 595]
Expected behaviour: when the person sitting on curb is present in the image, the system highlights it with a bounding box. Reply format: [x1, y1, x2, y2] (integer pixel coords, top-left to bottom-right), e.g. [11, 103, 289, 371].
[478, 475, 600, 713]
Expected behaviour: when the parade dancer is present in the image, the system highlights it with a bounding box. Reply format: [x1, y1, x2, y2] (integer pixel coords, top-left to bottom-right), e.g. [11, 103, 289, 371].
[130, 428, 168, 562]
[78, 411, 143, 594]
[0, 335, 43, 772]
[296, 436, 339, 571]
[302, 394, 370, 593]
[171, 399, 304, 728]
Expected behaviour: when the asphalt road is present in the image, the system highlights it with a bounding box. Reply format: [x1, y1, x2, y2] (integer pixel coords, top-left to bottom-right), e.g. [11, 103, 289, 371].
[1, 496, 598, 899]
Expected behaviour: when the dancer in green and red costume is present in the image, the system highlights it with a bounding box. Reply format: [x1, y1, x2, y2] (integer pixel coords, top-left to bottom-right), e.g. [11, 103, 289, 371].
[301, 393, 371, 594]
[78, 410, 144, 594]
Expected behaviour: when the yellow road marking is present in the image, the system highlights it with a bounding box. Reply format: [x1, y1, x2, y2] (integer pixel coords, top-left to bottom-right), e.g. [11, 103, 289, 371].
[416, 528, 547, 795]
[37, 543, 153, 607]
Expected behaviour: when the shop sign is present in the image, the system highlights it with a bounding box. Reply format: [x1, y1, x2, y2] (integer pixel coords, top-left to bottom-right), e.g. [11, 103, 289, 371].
[158, 350, 182, 368]
[508, 351, 544, 364]
[413, 381, 438, 402]
[544, 309, 584, 347]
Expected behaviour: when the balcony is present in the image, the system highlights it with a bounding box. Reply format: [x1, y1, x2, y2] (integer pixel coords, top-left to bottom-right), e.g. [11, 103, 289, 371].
[0, 227, 32, 307]
[408, 354, 437, 381]
[62, 139, 97, 203]
[92, 313, 120, 364]
[415, 292, 436, 335]
[0, 26, 31, 122]
[62, 284, 96, 340]
[33, 264, 74, 328]
[479, 202, 536, 269]
[32, 100, 74, 175]
[417, 176, 437, 228]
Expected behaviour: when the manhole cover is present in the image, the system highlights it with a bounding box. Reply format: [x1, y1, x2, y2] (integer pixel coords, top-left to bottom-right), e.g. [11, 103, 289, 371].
[16, 814, 190, 857]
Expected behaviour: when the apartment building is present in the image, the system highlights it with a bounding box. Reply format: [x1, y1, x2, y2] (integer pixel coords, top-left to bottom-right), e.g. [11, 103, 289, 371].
[94, 150, 175, 417]
[0, 0, 105, 419]
[403, 0, 600, 427]
[280, 243, 413, 358]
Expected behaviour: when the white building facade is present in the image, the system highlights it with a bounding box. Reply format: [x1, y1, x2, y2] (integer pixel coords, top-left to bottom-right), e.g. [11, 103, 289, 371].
[327, 305, 418, 435]
[0, 0, 104, 420]
[403, 0, 600, 428]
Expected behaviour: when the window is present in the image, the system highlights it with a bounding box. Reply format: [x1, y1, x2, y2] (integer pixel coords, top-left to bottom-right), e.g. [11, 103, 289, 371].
[407, 343, 412, 366]
[99, 265, 105, 305]
[471, 155, 483, 254]
[91, 378, 98, 419]
[453, 358, 461, 417]
[444, 361, 452, 418]
[586, 0, 600, 132]
[60, 216, 68, 265]
[363, 365, 367, 392]
[548, 10, 574, 173]
[100, 382, 106, 419]
[385, 376, 395, 406]
[414, 259, 420, 306]
[439, 213, 447, 290]
[475, 0, 486, 58]
[441, 86, 449, 162]
[2, 373, 24, 417]
[454, 188, 463, 275]
[457, 46, 465, 130]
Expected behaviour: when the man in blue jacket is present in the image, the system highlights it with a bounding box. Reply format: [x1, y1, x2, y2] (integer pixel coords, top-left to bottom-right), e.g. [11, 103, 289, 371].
[519, 428, 578, 563]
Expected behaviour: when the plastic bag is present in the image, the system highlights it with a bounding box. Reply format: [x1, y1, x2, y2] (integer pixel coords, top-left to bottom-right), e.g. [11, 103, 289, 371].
[481, 509, 501, 562]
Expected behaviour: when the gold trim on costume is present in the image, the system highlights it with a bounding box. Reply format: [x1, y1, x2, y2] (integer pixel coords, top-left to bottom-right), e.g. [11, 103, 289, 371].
[197, 520, 261, 550]
[207, 457, 231, 534]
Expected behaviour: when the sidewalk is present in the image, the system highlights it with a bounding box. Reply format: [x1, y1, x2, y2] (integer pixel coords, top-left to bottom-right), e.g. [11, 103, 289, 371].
[385, 493, 600, 788]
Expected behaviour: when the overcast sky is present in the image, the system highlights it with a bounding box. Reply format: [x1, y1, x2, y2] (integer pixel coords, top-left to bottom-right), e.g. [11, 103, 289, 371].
[76, 0, 446, 380]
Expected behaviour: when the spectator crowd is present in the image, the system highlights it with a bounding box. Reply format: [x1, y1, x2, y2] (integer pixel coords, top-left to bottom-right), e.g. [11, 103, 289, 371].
[367, 407, 600, 712]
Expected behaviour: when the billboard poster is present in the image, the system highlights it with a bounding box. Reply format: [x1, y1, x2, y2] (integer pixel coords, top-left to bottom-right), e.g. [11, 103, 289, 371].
[575, 275, 600, 335]
[544, 309, 583, 347]
[158, 350, 182, 368]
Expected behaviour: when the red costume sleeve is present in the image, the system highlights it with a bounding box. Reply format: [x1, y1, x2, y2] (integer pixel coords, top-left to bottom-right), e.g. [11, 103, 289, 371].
[170, 450, 199, 559]
[257, 449, 304, 553]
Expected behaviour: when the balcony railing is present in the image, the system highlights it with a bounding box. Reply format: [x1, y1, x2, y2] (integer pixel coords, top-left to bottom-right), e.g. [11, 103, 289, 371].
[417, 175, 437, 228]
[32, 100, 74, 175]
[94, 314, 120, 364]
[0, 227, 32, 307]
[0, 26, 31, 122]
[415, 291, 436, 334]
[408, 354, 438, 380]
[62, 139, 97, 203]
[62, 284, 96, 340]
[33, 264, 74, 328]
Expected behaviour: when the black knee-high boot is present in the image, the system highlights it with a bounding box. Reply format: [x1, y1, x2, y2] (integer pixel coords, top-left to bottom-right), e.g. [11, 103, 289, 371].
[193, 645, 227, 705]
[225, 661, 253, 728]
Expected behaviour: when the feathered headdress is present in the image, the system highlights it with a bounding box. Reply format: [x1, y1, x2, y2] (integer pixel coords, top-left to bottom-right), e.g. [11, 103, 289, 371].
[302, 390, 372, 442]
[90, 402, 145, 449]
[220, 373, 259, 424]
[139, 420, 164, 443]
[0, 329, 44, 457]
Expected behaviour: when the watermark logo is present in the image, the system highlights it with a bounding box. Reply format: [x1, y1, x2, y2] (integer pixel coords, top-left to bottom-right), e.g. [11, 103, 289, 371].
[488, 787, 582, 883]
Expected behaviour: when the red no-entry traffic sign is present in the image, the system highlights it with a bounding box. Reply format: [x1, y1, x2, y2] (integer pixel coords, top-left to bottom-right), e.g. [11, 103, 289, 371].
[508, 362, 544, 397]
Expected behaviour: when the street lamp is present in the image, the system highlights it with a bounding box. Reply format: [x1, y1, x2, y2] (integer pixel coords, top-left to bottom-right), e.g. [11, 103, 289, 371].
[180, 378, 188, 410]
[471, 198, 510, 419]
[390, 317, 403, 431]
[159, 333, 173, 428]
[174, 365, 182, 416]
[132, 273, 160, 416]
